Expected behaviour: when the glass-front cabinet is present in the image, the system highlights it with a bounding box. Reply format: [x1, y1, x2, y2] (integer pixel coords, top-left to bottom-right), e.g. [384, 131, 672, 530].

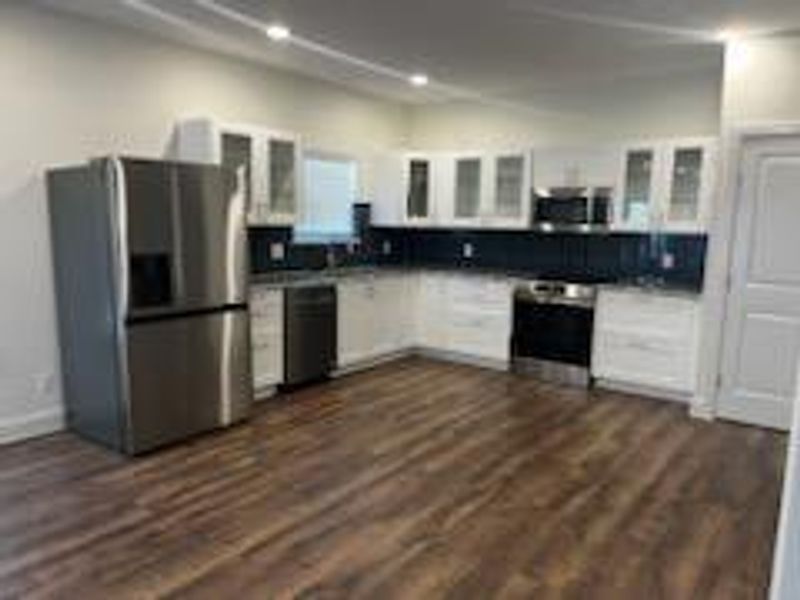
[454, 156, 482, 221]
[616, 138, 715, 233]
[174, 118, 300, 226]
[488, 152, 531, 228]
[265, 135, 299, 225]
[406, 156, 432, 222]
[661, 139, 716, 233]
[620, 148, 657, 231]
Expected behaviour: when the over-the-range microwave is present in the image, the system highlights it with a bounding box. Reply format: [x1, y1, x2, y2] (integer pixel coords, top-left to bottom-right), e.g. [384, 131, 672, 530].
[531, 187, 613, 232]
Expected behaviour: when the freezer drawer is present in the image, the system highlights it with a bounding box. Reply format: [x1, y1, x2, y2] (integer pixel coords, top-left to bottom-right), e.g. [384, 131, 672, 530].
[125, 307, 252, 454]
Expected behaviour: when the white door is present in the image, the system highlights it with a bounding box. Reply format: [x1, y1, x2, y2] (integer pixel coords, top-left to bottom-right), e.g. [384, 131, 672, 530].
[718, 135, 800, 430]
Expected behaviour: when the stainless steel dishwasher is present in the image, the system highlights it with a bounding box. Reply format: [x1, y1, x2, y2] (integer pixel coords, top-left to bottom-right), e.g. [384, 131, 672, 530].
[283, 284, 337, 386]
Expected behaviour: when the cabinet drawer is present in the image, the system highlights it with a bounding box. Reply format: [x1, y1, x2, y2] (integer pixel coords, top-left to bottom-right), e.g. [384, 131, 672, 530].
[596, 291, 697, 337]
[593, 332, 695, 393]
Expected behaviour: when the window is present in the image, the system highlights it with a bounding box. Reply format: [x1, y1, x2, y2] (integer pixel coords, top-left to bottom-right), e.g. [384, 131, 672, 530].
[294, 153, 357, 244]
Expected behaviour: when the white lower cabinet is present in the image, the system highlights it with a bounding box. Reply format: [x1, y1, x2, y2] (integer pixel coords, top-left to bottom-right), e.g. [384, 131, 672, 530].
[337, 275, 413, 368]
[337, 272, 513, 369]
[250, 288, 284, 394]
[414, 273, 512, 363]
[592, 289, 700, 398]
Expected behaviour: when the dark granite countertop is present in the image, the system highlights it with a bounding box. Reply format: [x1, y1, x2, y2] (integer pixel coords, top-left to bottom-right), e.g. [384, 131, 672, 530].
[250, 266, 703, 296]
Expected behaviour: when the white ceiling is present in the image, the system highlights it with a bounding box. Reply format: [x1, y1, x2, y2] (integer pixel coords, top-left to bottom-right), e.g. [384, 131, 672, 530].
[36, 0, 800, 104]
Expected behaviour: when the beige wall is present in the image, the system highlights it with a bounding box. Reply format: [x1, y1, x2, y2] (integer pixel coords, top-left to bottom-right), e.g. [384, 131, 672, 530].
[409, 68, 723, 150]
[722, 35, 800, 126]
[0, 4, 409, 442]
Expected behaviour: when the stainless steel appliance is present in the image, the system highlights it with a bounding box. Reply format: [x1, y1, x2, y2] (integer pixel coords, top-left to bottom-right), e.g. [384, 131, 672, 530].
[47, 157, 251, 455]
[283, 285, 337, 386]
[511, 281, 597, 387]
[531, 187, 613, 232]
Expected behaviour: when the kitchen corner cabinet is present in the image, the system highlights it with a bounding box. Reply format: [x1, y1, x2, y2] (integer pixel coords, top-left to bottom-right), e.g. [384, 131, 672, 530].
[250, 288, 285, 395]
[337, 275, 413, 368]
[174, 118, 301, 226]
[615, 138, 716, 233]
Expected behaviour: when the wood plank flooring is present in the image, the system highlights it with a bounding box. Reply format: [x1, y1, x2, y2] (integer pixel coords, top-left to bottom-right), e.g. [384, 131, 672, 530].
[0, 357, 787, 599]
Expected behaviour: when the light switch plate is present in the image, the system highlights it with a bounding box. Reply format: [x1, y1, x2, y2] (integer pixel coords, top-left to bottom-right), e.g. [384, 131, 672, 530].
[270, 242, 285, 261]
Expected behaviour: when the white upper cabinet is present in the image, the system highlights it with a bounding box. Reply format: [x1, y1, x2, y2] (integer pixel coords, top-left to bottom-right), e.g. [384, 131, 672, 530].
[404, 153, 436, 225]
[615, 138, 716, 233]
[454, 156, 482, 220]
[436, 150, 532, 229]
[173, 118, 301, 226]
[617, 145, 661, 231]
[369, 138, 716, 232]
[262, 133, 301, 226]
[535, 146, 620, 191]
[486, 151, 531, 229]
[660, 138, 717, 233]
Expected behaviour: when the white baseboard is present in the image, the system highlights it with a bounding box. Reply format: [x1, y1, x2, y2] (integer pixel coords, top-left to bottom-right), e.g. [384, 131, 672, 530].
[594, 378, 691, 404]
[333, 349, 413, 377]
[413, 347, 509, 372]
[689, 397, 715, 421]
[0, 408, 65, 446]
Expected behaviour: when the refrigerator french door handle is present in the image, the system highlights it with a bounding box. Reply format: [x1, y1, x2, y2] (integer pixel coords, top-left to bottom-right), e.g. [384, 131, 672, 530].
[108, 157, 135, 451]
[109, 157, 130, 319]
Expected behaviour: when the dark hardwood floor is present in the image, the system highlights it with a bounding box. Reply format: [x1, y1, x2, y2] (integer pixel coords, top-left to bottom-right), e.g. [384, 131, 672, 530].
[0, 357, 787, 599]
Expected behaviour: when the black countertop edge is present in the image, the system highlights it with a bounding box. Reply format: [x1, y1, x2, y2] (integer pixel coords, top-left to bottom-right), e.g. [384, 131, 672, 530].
[250, 265, 704, 296]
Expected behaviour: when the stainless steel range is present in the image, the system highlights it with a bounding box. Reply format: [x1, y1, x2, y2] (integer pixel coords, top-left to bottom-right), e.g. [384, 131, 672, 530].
[511, 280, 597, 387]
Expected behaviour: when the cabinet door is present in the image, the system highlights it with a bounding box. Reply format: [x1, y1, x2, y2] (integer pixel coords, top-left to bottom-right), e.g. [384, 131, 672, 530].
[405, 156, 432, 223]
[592, 290, 699, 395]
[661, 140, 716, 233]
[250, 288, 284, 391]
[174, 118, 220, 164]
[337, 280, 376, 366]
[454, 157, 483, 222]
[221, 132, 255, 222]
[488, 152, 530, 228]
[265, 134, 300, 225]
[371, 153, 405, 226]
[617, 147, 660, 231]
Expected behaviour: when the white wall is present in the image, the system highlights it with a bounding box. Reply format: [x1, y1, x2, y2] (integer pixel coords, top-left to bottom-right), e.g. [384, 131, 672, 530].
[722, 36, 800, 125]
[0, 4, 409, 443]
[409, 68, 722, 150]
[694, 34, 800, 422]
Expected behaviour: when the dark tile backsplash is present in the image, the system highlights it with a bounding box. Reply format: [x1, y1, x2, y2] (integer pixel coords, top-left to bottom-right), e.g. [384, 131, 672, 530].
[250, 218, 707, 290]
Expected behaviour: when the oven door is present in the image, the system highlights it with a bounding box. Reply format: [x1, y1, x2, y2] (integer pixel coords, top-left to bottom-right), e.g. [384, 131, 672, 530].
[511, 300, 594, 367]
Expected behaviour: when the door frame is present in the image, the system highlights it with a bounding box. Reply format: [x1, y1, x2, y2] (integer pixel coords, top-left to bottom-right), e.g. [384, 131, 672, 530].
[694, 122, 800, 423]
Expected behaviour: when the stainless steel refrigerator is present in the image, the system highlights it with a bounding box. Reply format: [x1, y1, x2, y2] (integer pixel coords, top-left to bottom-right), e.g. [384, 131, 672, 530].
[47, 157, 252, 455]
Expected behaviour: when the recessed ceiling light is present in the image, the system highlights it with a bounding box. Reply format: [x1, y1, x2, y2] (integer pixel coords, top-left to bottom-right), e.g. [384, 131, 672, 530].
[409, 73, 429, 87]
[265, 23, 291, 41]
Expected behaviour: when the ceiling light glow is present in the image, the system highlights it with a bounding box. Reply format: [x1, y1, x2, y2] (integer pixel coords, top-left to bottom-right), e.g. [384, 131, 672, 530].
[265, 23, 291, 41]
[409, 73, 429, 87]
[715, 28, 746, 43]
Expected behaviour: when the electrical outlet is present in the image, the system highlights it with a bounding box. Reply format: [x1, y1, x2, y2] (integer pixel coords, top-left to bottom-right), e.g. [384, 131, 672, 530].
[463, 243, 474, 259]
[382, 240, 392, 255]
[269, 242, 285, 262]
[661, 252, 676, 270]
